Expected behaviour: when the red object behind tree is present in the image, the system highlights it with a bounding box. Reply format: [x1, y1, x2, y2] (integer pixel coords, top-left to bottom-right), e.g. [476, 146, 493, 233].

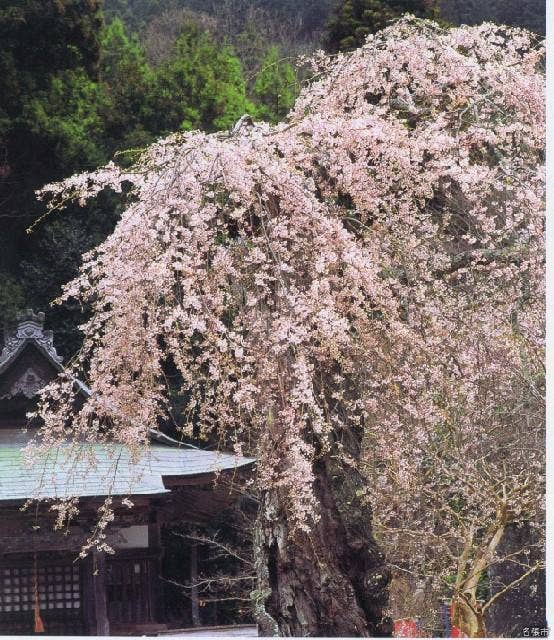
[394, 618, 419, 637]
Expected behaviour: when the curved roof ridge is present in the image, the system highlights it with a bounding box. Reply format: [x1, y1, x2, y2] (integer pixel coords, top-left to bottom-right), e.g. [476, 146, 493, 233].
[148, 428, 199, 449]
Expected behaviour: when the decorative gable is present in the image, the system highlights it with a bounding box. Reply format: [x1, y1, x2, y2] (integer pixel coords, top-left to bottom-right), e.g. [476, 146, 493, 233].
[0, 310, 63, 423]
[0, 309, 62, 376]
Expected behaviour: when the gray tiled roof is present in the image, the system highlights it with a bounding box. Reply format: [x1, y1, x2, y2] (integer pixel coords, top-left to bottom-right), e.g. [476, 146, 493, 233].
[0, 311, 255, 503]
[0, 441, 254, 502]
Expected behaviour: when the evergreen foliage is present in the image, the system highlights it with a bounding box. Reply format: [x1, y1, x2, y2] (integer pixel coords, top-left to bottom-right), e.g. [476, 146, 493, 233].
[98, 18, 157, 153]
[252, 46, 297, 122]
[0, 1, 105, 325]
[154, 24, 255, 132]
[325, 0, 437, 52]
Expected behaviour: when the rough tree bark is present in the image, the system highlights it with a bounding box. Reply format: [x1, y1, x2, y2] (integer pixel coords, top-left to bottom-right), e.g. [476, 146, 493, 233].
[253, 429, 391, 637]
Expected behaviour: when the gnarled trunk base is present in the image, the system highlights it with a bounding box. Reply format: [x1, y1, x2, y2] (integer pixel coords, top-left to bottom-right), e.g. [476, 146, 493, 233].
[452, 597, 487, 638]
[253, 456, 391, 637]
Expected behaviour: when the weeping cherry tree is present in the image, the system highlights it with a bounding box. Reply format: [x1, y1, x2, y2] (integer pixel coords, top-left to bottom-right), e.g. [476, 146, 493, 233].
[33, 18, 544, 637]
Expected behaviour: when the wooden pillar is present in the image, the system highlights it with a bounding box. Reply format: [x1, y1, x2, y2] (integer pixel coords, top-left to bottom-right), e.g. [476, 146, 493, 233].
[83, 550, 110, 635]
[191, 535, 201, 627]
[149, 506, 163, 624]
[93, 550, 110, 635]
[83, 553, 95, 634]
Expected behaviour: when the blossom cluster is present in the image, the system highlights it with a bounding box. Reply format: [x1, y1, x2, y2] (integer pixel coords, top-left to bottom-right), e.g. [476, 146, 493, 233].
[34, 18, 544, 544]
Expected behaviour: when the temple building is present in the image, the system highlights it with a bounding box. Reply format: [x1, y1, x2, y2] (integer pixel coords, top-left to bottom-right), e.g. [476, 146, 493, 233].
[0, 310, 254, 636]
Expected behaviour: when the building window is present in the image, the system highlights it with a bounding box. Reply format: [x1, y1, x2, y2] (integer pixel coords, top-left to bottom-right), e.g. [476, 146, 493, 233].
[0, 559, 84, 635]
[0, 565, 80, 613]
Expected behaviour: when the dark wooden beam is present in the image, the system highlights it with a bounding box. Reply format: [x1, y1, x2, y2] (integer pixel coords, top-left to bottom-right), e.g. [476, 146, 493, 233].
[162, 473, 213, 487]
[162, 465, 254, 489]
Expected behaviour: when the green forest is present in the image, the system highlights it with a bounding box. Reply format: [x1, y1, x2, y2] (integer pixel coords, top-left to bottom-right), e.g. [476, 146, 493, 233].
[0, 0, 545, 354]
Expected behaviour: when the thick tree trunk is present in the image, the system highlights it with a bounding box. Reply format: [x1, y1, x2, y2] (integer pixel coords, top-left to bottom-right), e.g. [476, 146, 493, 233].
[253, 451, 391, 636]
[452, 597, 486, 638]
